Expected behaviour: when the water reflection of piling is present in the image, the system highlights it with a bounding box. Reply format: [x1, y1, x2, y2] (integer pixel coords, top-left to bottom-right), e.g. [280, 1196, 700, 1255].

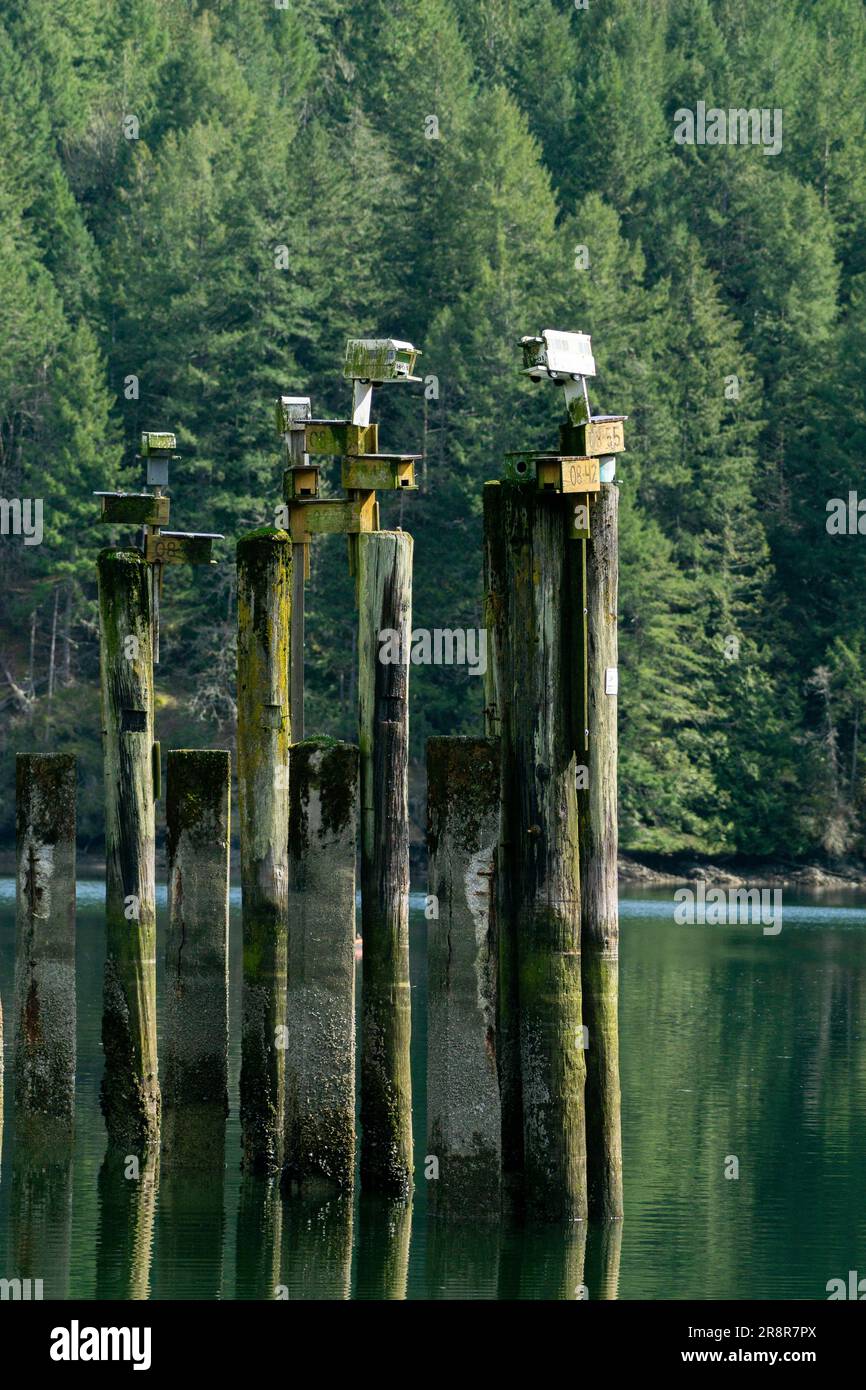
[9, 1151, 74, 1300]
[497, 1219, 588, 1300]
[234, 1175, 283, 1299]
[95, 1150, 159, 1300]
[14, 753, 77, 1150]
[153, 1166, 226, 1300]
[355, 1195, 412, 1300]
[426, 1212, 500, 1299]
[584, 1219, 623, 1300]
[279, 1194, 353, 1299]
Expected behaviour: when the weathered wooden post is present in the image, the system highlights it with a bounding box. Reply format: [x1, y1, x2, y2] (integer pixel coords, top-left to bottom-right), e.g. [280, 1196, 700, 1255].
[97, 548, 160, 1151]
[284, 737, 358, 1193]
[95, 437, 222, 1152]
[162, 749, 231, 1169]
[13, 753, 77, 1149]
[278, 340, 423, 1197]
[237, 527, 292, 1174]
[577, 482, 624, 1220]
[426, 736, 501, 1217]
[484, 483, 587, 1220]
[358, 529, 414, 1197]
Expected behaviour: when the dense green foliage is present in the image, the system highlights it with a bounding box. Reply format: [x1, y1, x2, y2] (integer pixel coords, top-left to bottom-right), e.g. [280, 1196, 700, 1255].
[1, 0, 865, 859]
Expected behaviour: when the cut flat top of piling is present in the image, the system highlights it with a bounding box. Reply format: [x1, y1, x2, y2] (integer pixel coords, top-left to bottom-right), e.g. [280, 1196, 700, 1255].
[236, 526, 291, 552]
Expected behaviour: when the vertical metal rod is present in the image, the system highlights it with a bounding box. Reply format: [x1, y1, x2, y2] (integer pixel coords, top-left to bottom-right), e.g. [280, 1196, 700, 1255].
[287, 429, 306, 739]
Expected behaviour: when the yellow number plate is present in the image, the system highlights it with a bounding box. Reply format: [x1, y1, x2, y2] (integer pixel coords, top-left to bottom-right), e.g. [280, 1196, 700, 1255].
[560, 457, 600, 493]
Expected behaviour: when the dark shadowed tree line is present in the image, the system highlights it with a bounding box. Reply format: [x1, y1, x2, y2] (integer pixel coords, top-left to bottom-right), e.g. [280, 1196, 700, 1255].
[1, 0, 865, 860]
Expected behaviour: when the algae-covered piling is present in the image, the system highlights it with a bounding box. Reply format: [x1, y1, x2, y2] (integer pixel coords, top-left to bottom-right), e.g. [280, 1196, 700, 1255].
[426, 736, 501, 1217]
[13, 753, 77, 1150]
[483, 483, 587, 1221]
[237, 528, 292, 1173]
[285, 738, 359, 1193]
[162, 749, 231, 1169]
[97, 548, 160, 1152]
[577, 483, 623, 1220]
[358, 530, 414, 1197]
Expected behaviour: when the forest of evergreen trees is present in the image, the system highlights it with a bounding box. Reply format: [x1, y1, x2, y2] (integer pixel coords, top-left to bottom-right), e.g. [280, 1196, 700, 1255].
[1, 0, 865, 861]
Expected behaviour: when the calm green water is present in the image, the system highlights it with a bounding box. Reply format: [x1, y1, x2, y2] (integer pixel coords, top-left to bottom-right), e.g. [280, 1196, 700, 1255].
[1, 881, 865, 1300]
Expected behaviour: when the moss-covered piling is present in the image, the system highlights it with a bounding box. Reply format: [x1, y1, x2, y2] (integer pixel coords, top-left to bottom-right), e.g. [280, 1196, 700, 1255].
[483, 483, 587, 1221]
[13, 753, 77, 1151]
[97, 548, 160, 1152]
[357, 531, 414, 1197]
[284, 738, 358, 1193]
[162, 749, 231, 1170]
[577, 484, 623, 1220]
[237, 528, 292, 1173]
[426, 736, 501, 1217]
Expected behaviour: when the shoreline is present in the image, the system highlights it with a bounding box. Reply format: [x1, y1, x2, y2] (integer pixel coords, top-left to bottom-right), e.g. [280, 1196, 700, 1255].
[2, 849, 865, 892]
[617, 854, 866, 890]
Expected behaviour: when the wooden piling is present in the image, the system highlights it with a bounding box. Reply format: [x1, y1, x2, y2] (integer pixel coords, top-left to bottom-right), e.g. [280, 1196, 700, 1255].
[483, 482, 587, 1221]
[284, 738, 359, 1193]
[13, 753, 77, 1149]
[426, 736, 501, 1217]
[357, 530, 413, 1197]
[237, 527, 292, 1174]
[578, 483, 623, 1220]
[97, 548, 160, 1151]
[162, 749, 230, 1169]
